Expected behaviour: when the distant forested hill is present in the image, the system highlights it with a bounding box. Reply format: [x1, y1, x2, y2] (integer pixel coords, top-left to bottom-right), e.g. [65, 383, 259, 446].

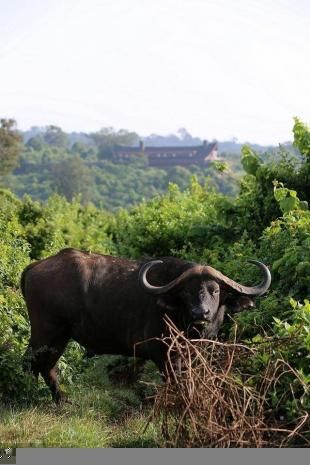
[142, 128, 279, 155]
[1, 125, 292, 210]
[22, 125, 282, 153]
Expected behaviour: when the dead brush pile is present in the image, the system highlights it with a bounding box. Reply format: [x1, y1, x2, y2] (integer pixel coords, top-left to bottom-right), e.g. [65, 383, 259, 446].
[151, 318, 310, 448]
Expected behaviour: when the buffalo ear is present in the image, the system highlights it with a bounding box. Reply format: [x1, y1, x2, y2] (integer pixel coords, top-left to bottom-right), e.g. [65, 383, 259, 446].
[225, 295, 255, 314]
[156, 295, 179, 312]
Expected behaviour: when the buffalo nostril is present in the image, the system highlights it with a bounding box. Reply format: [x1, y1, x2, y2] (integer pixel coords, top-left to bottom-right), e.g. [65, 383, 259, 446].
[192, 308, 210, 321]
[202, 310, 210, 319]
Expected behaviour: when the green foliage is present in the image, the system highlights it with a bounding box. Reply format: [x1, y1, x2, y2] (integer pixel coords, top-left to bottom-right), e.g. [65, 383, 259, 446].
[241, 145, 262, 175]
[273, 181, 308, 213]
[0, 192, 34, 401]
[0, 119, 22, 176]
[274, 299, 310, 371]
[211, 160, 229, 172]
[43, 125, 68, 148]
[0, 289, 38, 403]
[114, 178, 232, 258]
[231, 140, 309, 239]
[90, 127, 138, 160]
[240, 299, 310, 422]
[0, 191, 30, 287]
[18, 194, 115, 259]
[232, 189, 309, 337]
[26, 134, 45, 151]
[261, 208, 309, 298]
[51, 157, 92, 203]
[3, 127, 240, 210]
[0, 118, 309, 444]
[293, 117, 310, 160]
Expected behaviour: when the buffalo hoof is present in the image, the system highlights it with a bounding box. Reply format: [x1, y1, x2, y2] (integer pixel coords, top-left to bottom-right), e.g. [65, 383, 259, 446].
[57, 398, 80, 408]
[54, 393, 79, 407]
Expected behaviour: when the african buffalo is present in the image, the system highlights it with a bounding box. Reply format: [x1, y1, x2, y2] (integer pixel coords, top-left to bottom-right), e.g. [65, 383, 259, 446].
[21, 248, 271, 403]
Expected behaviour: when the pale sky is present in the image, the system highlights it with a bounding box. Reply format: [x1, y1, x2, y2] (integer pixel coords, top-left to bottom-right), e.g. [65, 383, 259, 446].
[0, 0, 309, 144]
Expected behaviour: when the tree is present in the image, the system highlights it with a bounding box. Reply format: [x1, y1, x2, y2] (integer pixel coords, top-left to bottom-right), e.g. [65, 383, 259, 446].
[91, 127, 138, 159]
[52, 157, 92, 203]
[293, 117, 310, 161]
[0, 119, 22, 175]
[43, 125, 68, 148]
[26, 134, 45, 151]
[71, 142, 98, 161]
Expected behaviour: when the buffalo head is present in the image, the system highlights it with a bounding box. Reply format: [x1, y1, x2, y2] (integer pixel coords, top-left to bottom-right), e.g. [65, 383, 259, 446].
[139, 259, 271, 339]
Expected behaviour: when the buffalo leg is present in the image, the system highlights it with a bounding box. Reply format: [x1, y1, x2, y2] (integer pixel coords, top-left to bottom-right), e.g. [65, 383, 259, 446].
[23, 343, 39, 378]
[28, 332, 70, 404]
[41, 364, 66, 404]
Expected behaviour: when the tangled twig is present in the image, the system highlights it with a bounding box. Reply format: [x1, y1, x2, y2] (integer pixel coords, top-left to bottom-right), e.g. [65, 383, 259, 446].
[151, 317, 309, 448]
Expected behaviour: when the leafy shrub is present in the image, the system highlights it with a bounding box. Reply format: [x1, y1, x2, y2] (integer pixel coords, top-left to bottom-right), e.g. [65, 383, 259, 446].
[114, 178, 232, 258]
[273, 299, 310, 390]
[240, 298, 310, 424]
[0, 192, 35, 401]
[18, 194, 116, 259]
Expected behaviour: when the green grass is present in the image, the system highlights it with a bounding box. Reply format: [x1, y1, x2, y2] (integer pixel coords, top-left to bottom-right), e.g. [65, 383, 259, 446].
[0, 384, 160, 448]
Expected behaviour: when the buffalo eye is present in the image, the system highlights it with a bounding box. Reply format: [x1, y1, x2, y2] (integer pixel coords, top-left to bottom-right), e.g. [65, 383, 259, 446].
[208, 286, 219, 297]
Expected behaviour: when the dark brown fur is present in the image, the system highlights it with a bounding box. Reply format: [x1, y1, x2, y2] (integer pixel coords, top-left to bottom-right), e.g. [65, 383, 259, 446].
[22, 248, 255, 403]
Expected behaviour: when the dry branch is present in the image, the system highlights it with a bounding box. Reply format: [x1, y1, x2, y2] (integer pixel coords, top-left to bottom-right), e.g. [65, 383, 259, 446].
[151, 317, 309, 448]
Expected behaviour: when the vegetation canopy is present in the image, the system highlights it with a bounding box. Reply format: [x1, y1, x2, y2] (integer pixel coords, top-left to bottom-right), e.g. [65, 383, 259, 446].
[0, 118, 309, 447]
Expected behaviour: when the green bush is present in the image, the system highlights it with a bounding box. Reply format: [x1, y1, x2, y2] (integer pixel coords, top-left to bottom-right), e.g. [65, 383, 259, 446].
[18, 194, 116, 259]
[238, 299, 310, 424]
[0, 192, 34, 401]
[0, 118, 309, 440]
[114, 178, 232, 258]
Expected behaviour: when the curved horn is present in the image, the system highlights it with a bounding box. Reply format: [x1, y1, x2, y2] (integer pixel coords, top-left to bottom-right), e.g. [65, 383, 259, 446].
[202, 260, 271, 296]
[139, 260, 204, 295]
[139, 259, 271, 296]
